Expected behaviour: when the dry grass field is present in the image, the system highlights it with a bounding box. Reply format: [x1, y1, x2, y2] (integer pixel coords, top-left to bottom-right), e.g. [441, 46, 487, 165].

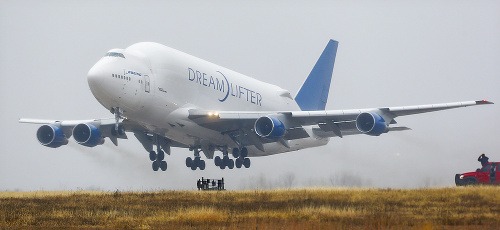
[0, 187, 498, 229]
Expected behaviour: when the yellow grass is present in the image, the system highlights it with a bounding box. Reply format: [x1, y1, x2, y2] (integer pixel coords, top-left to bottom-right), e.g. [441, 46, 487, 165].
[0, 187, 498, 229]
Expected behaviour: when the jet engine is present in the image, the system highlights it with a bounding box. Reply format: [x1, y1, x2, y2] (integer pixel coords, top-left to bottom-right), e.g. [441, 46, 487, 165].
[73, 123, 104, 147]
[254, 116, 286, 139]
[36, 124, 68, 148]
[355, 112, 388, 136]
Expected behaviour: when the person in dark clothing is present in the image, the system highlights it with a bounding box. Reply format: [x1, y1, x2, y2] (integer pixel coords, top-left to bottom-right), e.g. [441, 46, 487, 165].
[197, 179, 201, 190]
[478, 154, 489, 167]
[212, 180, 216, 187]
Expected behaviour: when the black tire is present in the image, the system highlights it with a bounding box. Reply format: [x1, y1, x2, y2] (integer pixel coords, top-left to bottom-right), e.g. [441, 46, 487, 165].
[243, 158, 251, 168]
[232, 148, 240, 158]
[199, 160, 206, 170]
[465, 178, 477, 186]
[220, 158, 226, 169]
[152, 161, 160, 171]
[241, 147, 248, 158]
[228, 159, 234, 169]
[157, 150, 165, 161]
[235, 158, 243, 168]
[149, 151, 157, 161]
[191, 158, 198, 170]
[214, 156, 221, 166]
[160, 161, 167, 171]
[186, 157, 193, 168]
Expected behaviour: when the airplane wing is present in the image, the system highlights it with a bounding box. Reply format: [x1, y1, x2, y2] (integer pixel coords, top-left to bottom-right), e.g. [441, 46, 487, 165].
[19, 117, 188, 150]
[19, 118, 129, 147]
[188, 100, 493, 150]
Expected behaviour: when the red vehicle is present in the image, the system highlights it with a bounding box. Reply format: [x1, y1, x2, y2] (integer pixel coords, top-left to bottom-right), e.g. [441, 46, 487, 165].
[456, 162, 499, 186]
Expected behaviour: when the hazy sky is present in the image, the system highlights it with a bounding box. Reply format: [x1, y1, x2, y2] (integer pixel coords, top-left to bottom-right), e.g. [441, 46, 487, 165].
[1, 1, 499, 191]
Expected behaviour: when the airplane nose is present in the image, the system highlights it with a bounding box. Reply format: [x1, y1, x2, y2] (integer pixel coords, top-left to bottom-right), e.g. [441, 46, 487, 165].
[87, 59, 110, 103]
[87, 61, 104, 88]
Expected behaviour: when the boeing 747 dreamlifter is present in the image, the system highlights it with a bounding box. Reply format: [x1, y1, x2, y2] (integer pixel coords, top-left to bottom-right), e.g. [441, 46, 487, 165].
[20, 40, 493, 171]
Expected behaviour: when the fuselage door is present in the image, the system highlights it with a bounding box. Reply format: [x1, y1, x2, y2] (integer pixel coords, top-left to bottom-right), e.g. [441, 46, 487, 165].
[144, 75, 150, 93]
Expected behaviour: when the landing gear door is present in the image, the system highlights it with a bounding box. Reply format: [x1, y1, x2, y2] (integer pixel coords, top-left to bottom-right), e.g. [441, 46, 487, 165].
[144, 75, 150, 93]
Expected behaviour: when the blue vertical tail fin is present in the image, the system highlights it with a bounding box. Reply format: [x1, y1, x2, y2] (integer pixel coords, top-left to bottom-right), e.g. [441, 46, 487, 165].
[295, 39, 338, 111]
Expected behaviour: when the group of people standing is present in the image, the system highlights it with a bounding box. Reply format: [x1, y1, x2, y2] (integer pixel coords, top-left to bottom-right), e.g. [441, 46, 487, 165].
[197, 177, 225, 190]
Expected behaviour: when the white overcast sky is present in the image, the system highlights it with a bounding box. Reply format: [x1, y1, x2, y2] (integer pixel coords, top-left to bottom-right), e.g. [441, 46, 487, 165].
[1, 1, 499, 191]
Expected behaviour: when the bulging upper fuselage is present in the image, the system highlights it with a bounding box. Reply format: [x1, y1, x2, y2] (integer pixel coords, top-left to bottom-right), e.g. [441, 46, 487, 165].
[87, 42, 325, 155]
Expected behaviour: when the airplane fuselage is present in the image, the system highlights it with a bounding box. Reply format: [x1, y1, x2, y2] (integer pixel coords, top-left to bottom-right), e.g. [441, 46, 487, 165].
[87, 42, 328, 157]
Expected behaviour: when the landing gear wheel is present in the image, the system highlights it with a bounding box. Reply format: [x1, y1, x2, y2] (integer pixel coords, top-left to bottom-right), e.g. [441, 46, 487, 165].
[243, 158, 251, 168]
[191, 157, 199, 170]
[220, 157, 226, 169]
[214, 156, 221, 166]
[186, 157, 193, 168]
[157, 150, 165, 161]
[199, 160, 206, 170]
[160, 161, 167, 171]
[149, 151, 157, 161]
[228, 159, 234, 169]
[241, 147, 248, 158]
[232, 148, 240, 158]
[152, 161, 160, 171]
[235, 158, 243, 168]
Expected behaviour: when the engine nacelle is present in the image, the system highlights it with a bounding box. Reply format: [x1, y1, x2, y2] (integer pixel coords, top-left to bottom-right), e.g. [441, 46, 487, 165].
[356, 112, 388, 136]
[254, 116, 286, 139]
[73, 123, 104, 147]
[36, 124, 68, 148]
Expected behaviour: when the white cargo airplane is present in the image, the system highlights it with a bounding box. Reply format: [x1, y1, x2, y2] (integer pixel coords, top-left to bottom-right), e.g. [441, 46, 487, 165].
[20, 40, 493, 171]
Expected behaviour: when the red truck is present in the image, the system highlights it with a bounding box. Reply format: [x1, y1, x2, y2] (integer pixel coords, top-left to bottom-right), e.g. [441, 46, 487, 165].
[455, 162, 499, 186]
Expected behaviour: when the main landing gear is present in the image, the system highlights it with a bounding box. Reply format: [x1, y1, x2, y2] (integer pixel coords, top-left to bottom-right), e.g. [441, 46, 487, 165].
[149, 135, 168, 172]
[185, 149, 206, 170]
[185, 146, 251, 170]
[149, 149, 167, 172]
[214, 147, 251, 169]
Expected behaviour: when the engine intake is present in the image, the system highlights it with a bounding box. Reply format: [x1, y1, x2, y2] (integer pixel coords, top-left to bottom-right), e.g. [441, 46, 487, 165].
[36, 124, 68, 148]
[73, 123, 103, 147]
[254, 116, 286, 139]
[356, 112, 388, 136]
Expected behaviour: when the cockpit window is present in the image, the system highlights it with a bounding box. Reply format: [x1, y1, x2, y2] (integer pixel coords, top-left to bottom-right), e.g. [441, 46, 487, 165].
[105, 52, 125, 58]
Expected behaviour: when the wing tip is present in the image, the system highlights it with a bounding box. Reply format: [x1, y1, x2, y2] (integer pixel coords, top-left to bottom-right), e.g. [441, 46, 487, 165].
[476, 100, 494, 105]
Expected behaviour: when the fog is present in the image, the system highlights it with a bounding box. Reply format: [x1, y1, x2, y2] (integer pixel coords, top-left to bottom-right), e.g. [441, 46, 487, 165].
[1, 1, 499, 191]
